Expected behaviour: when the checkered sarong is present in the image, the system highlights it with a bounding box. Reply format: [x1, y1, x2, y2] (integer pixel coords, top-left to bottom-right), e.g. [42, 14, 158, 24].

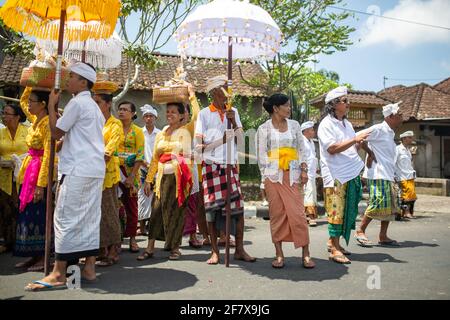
[202, 163, 244, 216]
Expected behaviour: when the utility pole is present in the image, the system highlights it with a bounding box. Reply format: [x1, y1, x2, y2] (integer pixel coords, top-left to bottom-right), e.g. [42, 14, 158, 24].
[383, 76, 387, 89]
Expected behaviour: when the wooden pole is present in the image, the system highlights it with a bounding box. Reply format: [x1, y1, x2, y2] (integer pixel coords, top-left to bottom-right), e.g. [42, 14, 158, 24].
[225, 36, 233, 267]
[44, 9, 66, 276]
[0, 95, 19, 102]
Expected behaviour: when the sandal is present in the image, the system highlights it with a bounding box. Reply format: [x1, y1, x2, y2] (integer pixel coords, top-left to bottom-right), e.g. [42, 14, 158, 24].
[329, 254, 351, 264]
[354, 234, 374, 247]
[137, 251, 154, 261]
[308, 219, 317, 227]
[189, 239, 203, 248]
[302, 256, 316, 269]
[27, 264, 45, 272]
[168, 251, 181, 260]
[218, 239, 236, 247]
[129, 242, 140, 253]
[271, 257, 285, 269]
[97, 257, 118, 267]
[327, 245, 351, 255]
[378, 239, 400, 246]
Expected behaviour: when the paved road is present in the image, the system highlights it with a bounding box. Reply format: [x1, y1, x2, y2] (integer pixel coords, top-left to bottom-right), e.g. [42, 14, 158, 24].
[0, 196, 449, 300]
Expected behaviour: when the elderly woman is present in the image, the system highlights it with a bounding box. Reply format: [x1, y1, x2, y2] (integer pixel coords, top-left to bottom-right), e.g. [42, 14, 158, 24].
[0, 103, 28, 254]
[138, 83, 199, 261]
[13, 87, 53, 271]
[317, 86, 372, 264]
[256, 93, 315, 269]
[117, 101, 145, 253]
[93, 89, 124, 266]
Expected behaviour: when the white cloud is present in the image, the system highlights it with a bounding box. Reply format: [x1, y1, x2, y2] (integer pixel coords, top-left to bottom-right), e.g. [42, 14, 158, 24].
[359, 0, 450, 47]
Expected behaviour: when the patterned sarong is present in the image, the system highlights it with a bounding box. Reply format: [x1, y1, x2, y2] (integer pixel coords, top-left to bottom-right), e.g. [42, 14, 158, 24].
[324, 176, 362, 245]
[364, 179, 398, 221]
[202, 163, 243, 216]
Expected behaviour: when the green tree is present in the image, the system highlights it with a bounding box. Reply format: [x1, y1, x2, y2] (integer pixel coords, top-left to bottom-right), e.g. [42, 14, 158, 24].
[114, 0, 201, 102]
[240, 0, 354, 93]
[0, 20, 34, 59]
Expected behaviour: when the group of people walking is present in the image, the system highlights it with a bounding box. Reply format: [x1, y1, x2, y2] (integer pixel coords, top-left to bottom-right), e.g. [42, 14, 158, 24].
[0, 61, 418, 291]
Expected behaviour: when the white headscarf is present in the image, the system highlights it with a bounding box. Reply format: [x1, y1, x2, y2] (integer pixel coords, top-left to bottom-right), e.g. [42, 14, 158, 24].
[69, 61, 96, 83]
[140, 104, 158, 118]
[382, 101, 401, 118]
[400, 131, 414, 138]
[206, 75, 227, 92]
[325, 86, 348, 104]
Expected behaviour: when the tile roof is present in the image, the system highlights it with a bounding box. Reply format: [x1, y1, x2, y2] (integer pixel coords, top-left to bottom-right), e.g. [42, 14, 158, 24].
[310, 89, 391, 107]
[433, 77, 450, 95]
[0, 53, 267, 97]
[378, 83, 450, 121]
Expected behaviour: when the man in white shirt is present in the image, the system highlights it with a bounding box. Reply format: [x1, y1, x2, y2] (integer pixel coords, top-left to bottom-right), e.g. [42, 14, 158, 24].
[195, 75, 255, 265]
[355, 102, 403, 247]
[318, 86, 373, 264]
[395, 131, 417, 219]
[137, 104, 160, 233]
[301, 121, 319, 226]
[26, 62, 105, 291]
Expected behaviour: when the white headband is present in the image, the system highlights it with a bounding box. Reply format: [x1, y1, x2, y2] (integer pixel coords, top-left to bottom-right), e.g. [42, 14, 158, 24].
[69, 61, 96, 83]
[325, 86, 348, 104]
[300, 121, 314, 131]
[206, 75, 227, 92]
[382, 101, 401, 118]
[400, 131, 414, 138]
[140, 104, 158, 118]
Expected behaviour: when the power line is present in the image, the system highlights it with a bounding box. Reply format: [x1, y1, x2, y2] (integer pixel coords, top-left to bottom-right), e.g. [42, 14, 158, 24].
[329, 6, 450, 31]
[386, 77, 447, 81]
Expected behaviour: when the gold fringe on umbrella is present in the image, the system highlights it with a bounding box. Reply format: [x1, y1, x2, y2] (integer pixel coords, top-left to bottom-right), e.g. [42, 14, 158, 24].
[0, 0, 121, 41]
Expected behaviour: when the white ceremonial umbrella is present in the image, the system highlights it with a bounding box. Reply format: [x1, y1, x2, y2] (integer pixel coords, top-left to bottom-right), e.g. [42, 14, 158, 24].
[174, 0, 282, 267]
[35, 28, 123, 69]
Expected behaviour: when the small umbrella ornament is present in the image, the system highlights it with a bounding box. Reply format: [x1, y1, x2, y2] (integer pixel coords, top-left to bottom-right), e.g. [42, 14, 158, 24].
[174, 0, 282, 267]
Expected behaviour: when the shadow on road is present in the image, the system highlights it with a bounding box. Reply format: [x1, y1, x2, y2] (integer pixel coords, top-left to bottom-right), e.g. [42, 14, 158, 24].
[233, 257, 349, 282]
[81, 267, 198, 295]
[349, 252, 407, 263]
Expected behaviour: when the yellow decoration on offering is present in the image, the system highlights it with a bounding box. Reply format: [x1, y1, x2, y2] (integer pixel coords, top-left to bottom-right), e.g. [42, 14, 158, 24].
[93, 81, 119, 94]
[0, 0, 121, 42]
[268, 147, 298, 170]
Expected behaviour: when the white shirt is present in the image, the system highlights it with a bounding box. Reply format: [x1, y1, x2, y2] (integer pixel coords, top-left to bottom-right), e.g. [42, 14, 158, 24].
[362, 121, 396, 181]
[57, 91, 105, 178]
[395, 143, 416, 181]
[303, 135, 318, 179]
[318, 114, 364, 185]
[195, 106, 242, 164]
[143, 126, 161, 164]
[256, 119, 307, 186]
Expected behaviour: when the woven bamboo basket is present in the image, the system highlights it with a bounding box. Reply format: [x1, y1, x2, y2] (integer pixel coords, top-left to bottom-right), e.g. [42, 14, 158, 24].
[152, 85, 189, 104]
[20, 66, 69, 89]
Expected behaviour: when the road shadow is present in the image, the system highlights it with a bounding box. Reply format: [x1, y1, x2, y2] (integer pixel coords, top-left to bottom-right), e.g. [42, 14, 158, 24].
[233, 257, 349, 282]
[82, 266, 198, 295]
[377, 241, 439, 249]
[349, 252, 407, 263]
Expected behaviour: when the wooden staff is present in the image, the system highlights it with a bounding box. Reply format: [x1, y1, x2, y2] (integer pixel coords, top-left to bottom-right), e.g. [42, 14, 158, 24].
[0, 95, 20, 102]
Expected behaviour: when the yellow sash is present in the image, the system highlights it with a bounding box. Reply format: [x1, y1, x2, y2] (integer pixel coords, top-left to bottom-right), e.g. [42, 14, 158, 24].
[267, 147, 298, 170]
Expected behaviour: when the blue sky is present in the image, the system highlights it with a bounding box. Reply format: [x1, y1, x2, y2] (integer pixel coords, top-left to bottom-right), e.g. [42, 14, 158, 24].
[151, 0, 450, 92]
[1, 0, 449, 92]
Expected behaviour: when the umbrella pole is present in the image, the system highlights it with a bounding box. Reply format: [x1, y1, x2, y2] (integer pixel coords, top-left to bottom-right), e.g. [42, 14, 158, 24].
[44, 9, 66, 276]
[225, 36, 233, 267]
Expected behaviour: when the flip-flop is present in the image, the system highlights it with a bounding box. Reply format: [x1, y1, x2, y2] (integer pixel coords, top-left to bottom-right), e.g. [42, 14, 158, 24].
[309, 220, 318, 227]
[378, 240, 400, 246]
[25, 280, 67, 292]
[137, 251, 154, 261]
[327, 245, 351, 256]
[302, 257, 316, 269]
[168, 251, 181, 260]
[27, 264, 45, 272]
[355, 234, 374, 247]
[271, 258, 285, 269]
[329, 254, 351, 264]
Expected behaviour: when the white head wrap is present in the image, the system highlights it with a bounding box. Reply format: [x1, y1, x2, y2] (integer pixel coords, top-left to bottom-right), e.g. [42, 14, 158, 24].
[69, 61, 96, 83]
[140, 104, 158, 118]
[325, 86, 348, 104]
[400, 131, 414, 139]
[206, 75, 227, 92]
[300, 121, 315, 131]
[382, 101, 401, 118]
